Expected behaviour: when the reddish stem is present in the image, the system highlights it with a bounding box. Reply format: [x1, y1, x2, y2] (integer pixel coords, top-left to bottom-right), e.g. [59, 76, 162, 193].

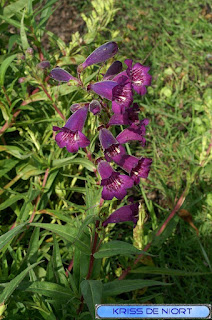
[0, 109, 21, 135]
[65, 258, 74, 277]
[39, 83, 65, 121]
[2, 86, 11, 106]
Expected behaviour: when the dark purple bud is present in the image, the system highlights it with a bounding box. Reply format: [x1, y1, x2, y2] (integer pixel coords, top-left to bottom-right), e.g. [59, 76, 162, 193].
[99, 128, 126, 163]
[50, 67, 79, 82]
[125, 59, 152, 96]
[78, 42, 118, 72]
[37, 61, 50, 69]
[97, 160, 134, 200]
[89, 81, 118, 100]
[103, 61, 123, 80]
[89, 100, 101, 115]
[53, 106, 90, 153]
[102, 203, 139, 227]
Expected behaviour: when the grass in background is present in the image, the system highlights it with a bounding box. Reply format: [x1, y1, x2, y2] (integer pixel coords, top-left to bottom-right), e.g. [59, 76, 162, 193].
[111, 0, 212, 303]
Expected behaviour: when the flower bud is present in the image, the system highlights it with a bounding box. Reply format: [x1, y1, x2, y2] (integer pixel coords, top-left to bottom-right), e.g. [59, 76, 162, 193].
[78, 42, 118, 72]
[89, 100, 101, 115]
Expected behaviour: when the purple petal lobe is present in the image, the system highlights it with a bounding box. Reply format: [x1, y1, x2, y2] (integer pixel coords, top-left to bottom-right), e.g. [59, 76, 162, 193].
[81, 42, 118, 69]
[97, 161, 114, 179]
[102, 203, 139, 227]
[103, 61, 123, 80]
[50, 67, 77, 82]
[99, 128, 118, 150]
[112, 79, 133, 114]
[90, 81, 118, 100]
[116, 120, 149, 145]
[64, 106, 88, 132]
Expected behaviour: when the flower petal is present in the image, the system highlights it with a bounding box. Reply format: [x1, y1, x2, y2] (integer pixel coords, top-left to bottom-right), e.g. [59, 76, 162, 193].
[64, 106, 88, 132]
[103, 61, 123, 80]
[90, 81, 118, 100]
[102, 203, 139, 227]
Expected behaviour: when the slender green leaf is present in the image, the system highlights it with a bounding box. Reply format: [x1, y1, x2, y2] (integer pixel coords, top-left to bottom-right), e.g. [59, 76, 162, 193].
[130, 266, 212, 276]
[94, 240, 151, 259]
[80, 280, 102, 319]
[18, 281, 73, 299]
[0, 54, 17, 86]
[52, 157, 95, 171]
[103, 280, 170, 296]
[0, 194, 25, 211]
[0, 223, 26, 251]
[30, 223, 90, 254]
[3, 0, 27, 18]
[53, 235, 68, 286]
[0, 261, 42, 304]
[20, 11, 29, 50]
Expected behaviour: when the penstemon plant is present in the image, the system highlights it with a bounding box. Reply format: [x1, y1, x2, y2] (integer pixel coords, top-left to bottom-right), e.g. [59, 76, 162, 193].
[50, 42, 152, 203]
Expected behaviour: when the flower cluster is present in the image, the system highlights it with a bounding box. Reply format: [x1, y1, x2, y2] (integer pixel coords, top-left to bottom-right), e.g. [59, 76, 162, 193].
[50, 42, 152, 227]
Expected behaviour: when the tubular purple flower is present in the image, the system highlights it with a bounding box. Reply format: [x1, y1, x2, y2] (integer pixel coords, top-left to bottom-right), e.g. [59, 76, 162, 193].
[116, 119, 149, 146]
[125, 59, 152, 96]
[50, 67, 79, 83]
[103, 61, 123, 80]
[117, 155, 152, 185]
[112, 76, 133, 114]
[53, 106, 90, 153]
[102, 203, 139, 227]
[89, 100, 101, 115]
[97, 161, 134, 200]
[78, 42, 118, 72]
[99, 128, 126, 163]
[89, 81, 118, 100]
[109, 103, 140, 126]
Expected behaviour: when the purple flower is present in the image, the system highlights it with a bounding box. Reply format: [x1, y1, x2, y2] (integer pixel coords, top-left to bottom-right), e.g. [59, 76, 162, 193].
[118, 155, 152, 185]
[103, 61, 123, 80]
[99, 128, 126, 163]
[89, 76, 133, 114]
[109, 103, 140, 126]
[37, 61, 50, 69]
[112, 76, 133, 114]
[102, 203, 139, 227]
[78, 42, 118, 72]
[89, 81, 118, 100]
[53, 106, 90, 153]
[89, 100, 101, 115]
[50, 67, 79, 83]
[125, 59, 152, 95]
[116, 119, 149, 146]
[97, 161, 134, 200]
